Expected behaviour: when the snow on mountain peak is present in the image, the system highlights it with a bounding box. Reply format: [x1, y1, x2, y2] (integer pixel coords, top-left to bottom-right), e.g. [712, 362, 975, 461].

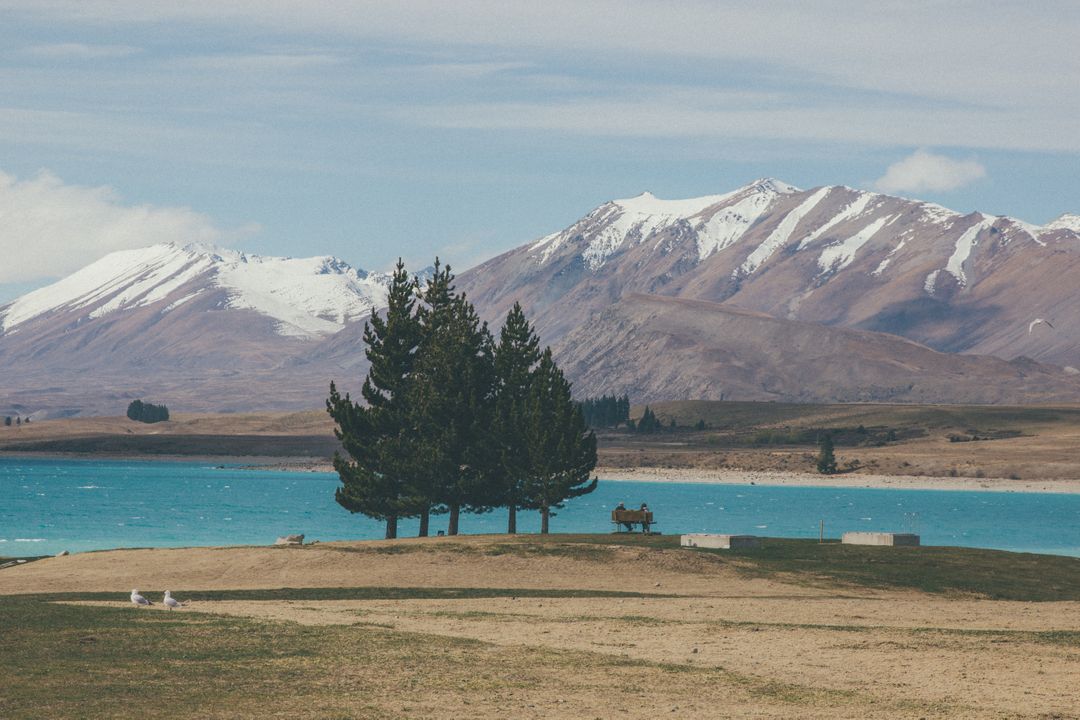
[214, 250, 388, 337]
[527, 178, 1074, 282]
[747, 177, 801, 195]
[1045, 213, 1080, 233]
[611, 189, 738, 221]
[0, 242, 388, 337]
[531, 178, 803, 270]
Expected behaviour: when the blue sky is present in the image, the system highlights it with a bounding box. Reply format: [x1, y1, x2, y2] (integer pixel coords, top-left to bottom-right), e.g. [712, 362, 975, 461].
[0, 1, 1077, 300]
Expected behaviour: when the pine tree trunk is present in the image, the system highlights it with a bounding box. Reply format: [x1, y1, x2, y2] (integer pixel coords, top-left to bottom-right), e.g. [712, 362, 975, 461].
[418, 509, 429, 537]
[385, 515, 398, 540]
[540, 506, 550, 534]
[507, 504, 517, 534]
[448, 504, 460, 536]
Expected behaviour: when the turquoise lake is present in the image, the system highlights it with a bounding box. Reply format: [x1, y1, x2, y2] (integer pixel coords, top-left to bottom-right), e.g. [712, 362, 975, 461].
[2, 457, 1079, 557]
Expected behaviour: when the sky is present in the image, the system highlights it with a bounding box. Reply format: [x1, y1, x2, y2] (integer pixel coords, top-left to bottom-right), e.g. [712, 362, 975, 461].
[0, 1, 1078, 300]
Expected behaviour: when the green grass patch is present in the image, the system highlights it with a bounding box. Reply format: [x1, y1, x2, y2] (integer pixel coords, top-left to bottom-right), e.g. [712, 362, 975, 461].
[425, 533, 1080, 602]
[712, 538, 1080, 601]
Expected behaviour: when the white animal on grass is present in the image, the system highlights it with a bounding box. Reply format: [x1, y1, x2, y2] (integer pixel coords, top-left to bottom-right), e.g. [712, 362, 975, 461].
[163, 591, 185, 610]
[130, 589, 152, 607]
[1029, 318, 1055, 334]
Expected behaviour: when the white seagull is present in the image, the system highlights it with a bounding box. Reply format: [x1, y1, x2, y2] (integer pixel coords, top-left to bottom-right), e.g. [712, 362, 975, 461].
[163, 591, 185, 610]
[1029, 318, 1055, 334]
[130, 589, 153, 607]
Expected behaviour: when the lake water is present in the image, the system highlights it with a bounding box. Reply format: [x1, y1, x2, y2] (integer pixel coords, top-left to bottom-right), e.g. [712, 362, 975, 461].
[2, 457, 1079, 557]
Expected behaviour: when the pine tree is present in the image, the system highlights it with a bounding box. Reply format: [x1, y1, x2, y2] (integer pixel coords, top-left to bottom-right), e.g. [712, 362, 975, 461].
[409, 261, 498, 536]
[637, 406, 660, 433]
[522, 348, 598, 533]
[127, 400, 143, 421]
[817, 433, 837, 475]
[493, 302, 541, 534]
[3, 416, 11, 427]
[327, 259, 422, 539]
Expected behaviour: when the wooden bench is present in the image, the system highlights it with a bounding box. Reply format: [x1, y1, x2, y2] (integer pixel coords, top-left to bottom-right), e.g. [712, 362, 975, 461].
[612, 509, 655, 534]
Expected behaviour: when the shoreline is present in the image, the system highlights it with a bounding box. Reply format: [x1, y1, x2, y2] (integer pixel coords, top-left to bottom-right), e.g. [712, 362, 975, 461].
[5, 452, 1080, 493]
[596, 467, 1080, 494]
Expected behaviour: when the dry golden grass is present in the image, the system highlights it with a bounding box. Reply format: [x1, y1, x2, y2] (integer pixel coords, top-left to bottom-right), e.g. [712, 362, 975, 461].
[3, 535, 1079, 718]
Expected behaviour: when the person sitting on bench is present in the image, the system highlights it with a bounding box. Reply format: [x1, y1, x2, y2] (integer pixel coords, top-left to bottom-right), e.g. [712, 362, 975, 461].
[615, 502, 633, 531]
[640, 503, 651, 534]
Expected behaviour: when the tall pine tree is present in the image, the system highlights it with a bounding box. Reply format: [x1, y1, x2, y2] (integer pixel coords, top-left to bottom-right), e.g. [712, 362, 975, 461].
[523, 348, 598, 533]
[327, 259, 422, 539]
[409, 261, 498, 536]
[816, 433, 837, 475]
[493, 302, 541, 534]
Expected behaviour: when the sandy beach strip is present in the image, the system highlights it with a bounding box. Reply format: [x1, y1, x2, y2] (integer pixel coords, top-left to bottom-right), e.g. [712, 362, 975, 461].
[239, 460, 1080, 493]
[596, 466, 1080, 494]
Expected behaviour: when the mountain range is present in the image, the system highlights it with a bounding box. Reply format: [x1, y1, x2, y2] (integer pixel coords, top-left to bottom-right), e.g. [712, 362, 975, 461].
[3, 179, 1080, 417]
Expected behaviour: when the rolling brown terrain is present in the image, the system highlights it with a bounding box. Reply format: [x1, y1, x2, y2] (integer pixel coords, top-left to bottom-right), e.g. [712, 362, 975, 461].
[599, 401, 1080, 482]
[5, 401, 1080, 482]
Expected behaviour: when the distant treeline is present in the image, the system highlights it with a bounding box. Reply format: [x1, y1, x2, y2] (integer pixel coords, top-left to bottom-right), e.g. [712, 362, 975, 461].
[3, 415, 30, 427]
[126, 400, 170, 424]
[576, 400, 712, 434]
[577, 394, 630, 428]
[327, 259, 597, 539]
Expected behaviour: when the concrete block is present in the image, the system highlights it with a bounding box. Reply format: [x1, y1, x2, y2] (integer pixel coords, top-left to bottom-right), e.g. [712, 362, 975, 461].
[681, 533, 761, 550]
[842, 532, 920, 547]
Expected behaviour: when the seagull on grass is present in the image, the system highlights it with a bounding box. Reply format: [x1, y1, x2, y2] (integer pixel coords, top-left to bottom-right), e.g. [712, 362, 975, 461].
[163, 591, 185, 610]
[130, 589, 152, 607]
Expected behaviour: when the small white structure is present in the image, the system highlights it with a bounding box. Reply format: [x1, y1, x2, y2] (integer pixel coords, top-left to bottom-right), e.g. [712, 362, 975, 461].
[842, 532, 920, 547]
[681, 534, 761, 550]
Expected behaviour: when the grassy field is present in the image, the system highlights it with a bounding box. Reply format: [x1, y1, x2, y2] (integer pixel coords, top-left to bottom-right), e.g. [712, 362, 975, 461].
[0, 590, 880, 719]
[3, 534, 1079, 718]
[395, 534, 1080, 602]
[10, 535, 1080, 602]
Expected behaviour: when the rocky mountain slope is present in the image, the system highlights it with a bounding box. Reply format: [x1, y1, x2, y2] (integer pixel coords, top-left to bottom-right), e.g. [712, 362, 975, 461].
[555, 294, 1080, 404]
[459, 179, 1080, 367]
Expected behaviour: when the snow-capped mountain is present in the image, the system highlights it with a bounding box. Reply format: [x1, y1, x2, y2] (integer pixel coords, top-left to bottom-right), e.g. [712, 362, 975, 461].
[460, 179, 1080, 368]
[4, 179, 1080, 416]
[0, 242, 391, 339]
[0, 243, 396, 416]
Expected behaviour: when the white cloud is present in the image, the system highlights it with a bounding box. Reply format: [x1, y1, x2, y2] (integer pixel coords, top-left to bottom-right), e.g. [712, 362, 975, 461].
[384, 95, 1080, 153]
[2, 3, 1079, 155]
[0, 168, 247, 284]
[7, 2, 1078, 111]
[873, 150, 987, 194]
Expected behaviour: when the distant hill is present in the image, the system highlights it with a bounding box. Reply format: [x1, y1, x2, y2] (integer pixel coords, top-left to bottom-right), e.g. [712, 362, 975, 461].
[553, 294, 1080, 404]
